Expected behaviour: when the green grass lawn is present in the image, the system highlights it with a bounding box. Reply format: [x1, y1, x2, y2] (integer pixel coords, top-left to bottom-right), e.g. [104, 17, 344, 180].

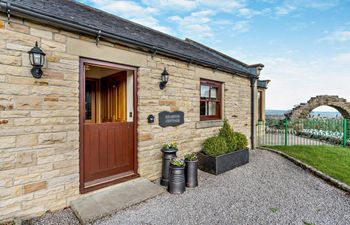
[268, 145, 350, 186]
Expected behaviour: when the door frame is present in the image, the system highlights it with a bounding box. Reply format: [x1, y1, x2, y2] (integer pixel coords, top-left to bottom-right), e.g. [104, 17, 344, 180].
[79, 57, 139, 194]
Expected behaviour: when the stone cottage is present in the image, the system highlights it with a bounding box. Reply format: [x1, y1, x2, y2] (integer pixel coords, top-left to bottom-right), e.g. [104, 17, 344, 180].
[0, 0, 268, 221]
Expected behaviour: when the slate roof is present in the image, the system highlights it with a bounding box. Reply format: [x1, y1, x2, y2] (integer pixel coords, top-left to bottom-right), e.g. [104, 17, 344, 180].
[257, 80, 270, 89]
[1, 0, 262, 76]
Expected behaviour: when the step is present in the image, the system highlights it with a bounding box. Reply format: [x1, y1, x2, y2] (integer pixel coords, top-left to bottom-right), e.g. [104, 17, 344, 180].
[71, 178, 166, 224]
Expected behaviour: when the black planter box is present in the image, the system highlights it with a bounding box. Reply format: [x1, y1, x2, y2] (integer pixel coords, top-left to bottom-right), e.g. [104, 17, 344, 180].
[197, 148, 249, 175]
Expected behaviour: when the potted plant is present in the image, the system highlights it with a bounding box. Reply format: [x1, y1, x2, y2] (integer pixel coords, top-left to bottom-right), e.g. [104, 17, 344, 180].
[168, 158, 186, 194]
[198, 120, 249, 175]
[184, 153, 198, 188]
[160, 141, 178, 186]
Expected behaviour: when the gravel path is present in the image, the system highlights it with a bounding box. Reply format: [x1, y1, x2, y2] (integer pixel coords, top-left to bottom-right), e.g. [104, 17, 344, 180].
[29, 150, 350, 225]
[93, 150, 350, 225]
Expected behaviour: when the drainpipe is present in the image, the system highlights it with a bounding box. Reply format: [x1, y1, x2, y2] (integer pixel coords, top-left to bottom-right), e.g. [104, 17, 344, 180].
[250, 76, 257, 149]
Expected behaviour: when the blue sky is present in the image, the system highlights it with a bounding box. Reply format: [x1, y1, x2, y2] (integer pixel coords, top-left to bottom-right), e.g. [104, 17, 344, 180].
[77, 0, 350, 111]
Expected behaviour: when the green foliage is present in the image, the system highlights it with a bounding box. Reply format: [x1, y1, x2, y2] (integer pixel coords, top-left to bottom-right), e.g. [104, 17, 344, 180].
[203, 136, 228, 156]
[270, 208, 278, 213]
[184, 152, 197, 161]
[202, 120, 248, 156]
[218, 119, 248, 152]
[170, 158, 185, 167]
[303, 220, 315, 225]
[269, 145, 350, 186]
[219, 119, 237, 152]
[233, 132, 248, 150]
[162, 140, 177, 149]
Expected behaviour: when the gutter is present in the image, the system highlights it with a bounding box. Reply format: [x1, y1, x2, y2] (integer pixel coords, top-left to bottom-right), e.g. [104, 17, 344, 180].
[0, 0, 259, 79]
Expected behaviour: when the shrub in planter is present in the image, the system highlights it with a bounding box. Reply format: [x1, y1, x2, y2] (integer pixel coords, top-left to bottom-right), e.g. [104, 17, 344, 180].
[219, 119, 237, 152]
[199, 121, 249, 175]
[203, 136, 228, 157]
[168, 159, 186, 194]
[233, 132, 248, 150]
[184, 153, 198, 188]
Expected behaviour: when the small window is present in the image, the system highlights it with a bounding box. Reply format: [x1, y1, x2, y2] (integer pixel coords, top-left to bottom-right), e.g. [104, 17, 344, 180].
[258, 91, 263, 121]
[200, 79, 222, 121]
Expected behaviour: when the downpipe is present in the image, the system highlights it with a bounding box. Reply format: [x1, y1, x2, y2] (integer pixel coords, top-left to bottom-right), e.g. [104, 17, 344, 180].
[250, 77, 257, 149]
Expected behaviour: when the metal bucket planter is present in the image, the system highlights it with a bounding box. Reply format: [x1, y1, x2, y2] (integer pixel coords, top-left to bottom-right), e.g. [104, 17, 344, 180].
[168, 164, 185, 194]
[185, 159, 198, 188]
[160, 147, 177, 186]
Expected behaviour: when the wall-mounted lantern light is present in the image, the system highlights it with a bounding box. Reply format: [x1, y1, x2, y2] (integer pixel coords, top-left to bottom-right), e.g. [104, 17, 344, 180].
[159, 67, 169, 90]
[28, 42, 46, 79]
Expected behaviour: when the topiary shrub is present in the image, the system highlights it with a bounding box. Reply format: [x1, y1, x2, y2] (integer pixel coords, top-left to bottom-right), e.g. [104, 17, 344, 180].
[219, 119, 237, 152]
[203, 136, 228, 156]
[233, 132, 248, 150]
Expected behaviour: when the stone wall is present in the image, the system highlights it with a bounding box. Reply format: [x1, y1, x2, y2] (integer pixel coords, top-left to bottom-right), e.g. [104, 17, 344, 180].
[0, 13, 252, 221]
[286, 95, 350, 119]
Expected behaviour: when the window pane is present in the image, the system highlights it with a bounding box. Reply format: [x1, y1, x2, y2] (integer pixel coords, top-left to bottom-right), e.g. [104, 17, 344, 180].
[208, 101, 216, 116]
[258, 91, 262, 120]
[210, 87, 217, 100]
[85, 81, 92, 120]
[200, 101, 206, 115]
[201, 85, 210, 98]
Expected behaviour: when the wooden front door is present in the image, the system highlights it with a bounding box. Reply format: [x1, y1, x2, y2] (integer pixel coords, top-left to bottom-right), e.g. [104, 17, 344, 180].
[79, 58, 139, 193]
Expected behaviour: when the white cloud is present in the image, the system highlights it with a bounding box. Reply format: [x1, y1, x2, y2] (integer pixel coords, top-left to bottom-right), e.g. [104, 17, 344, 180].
[273, 0, 337, 16]
[321, 31, 350, 42]
[142, 0, 197, 11]
[233, 20, 250, 33]
[80, 0, 171, 33]
[169, 10, 216, 39]
[253, 56, 350, 110]
[238, 8, 271, 18]
[332, 53, 350, 64]
[275, 5, 296, 16]
[198, 0, 244, 12]
[141, 0, 244, 13]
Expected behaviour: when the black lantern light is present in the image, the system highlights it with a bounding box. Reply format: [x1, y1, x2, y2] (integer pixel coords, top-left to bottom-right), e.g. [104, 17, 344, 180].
[159, 67, 169, 90]
[28, 42, 46, 79]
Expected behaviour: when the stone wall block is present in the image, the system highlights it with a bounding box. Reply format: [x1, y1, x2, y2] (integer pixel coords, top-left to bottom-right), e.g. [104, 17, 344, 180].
[6, 22, 30, 34]
[53, 33, 66, 43]
[30, 28, 53, 39]
[16, 151, 37, 167]
[41, 39, 66, 52]
[0, 29, 40, 47]
[0, 186, 22, 200]
[23, 181, 47, 194]
[15, 96, 42, 110]
[38, 132, 67, 145]
[0, 20, 4, 29]
[0, 54, 21, 66]
[0, 136, 16, 149]
[16, 134, 38, 148]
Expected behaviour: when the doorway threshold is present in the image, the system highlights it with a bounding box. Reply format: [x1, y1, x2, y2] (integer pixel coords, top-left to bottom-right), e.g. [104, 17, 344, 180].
[71, 178, 166, 224]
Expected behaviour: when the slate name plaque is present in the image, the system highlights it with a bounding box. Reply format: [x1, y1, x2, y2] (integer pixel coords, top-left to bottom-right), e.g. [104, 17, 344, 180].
[159, 111, 184, 127]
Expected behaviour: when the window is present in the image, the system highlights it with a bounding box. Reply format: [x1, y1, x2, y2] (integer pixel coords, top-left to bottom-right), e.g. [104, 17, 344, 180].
[84, 72, 127, 124]
[200, 79, 222, 121]
[258, 90, 263, 121]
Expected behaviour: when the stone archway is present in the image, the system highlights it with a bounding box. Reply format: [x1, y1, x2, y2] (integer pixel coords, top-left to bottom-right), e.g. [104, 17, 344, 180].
[285, 95, 350, 119]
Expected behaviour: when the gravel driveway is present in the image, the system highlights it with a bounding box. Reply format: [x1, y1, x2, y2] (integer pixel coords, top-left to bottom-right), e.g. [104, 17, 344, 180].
[30, 150, 350, 225]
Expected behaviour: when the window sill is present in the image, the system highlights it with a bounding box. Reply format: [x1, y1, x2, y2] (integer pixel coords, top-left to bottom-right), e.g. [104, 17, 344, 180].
[196, 120, 223, 129]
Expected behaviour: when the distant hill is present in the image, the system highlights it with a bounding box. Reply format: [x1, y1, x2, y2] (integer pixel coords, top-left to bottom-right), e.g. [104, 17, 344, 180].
[266, 110, 342, 118]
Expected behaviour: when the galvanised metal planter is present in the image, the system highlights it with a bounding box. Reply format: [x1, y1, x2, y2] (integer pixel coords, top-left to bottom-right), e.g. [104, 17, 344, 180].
[185, 159, 198, 188]
[160, 147, 177, 186]
[168, 164, 185, 194]
[198, 148, 249, 175]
